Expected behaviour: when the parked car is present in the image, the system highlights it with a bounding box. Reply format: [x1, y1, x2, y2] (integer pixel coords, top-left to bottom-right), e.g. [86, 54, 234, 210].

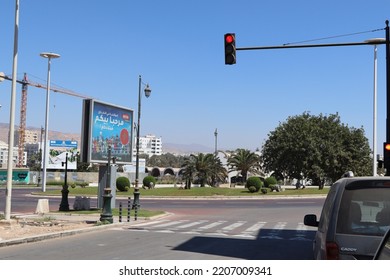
[374, 228, 390, 260]
[304, 172, 390, 259]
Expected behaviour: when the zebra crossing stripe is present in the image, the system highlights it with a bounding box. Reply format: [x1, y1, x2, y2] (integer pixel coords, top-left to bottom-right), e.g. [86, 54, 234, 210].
[289, 223, 312, 241]
[134, 219, 170, 227]
[125, 219, 314, 241]
[220, 221, 246, 232]
[197, 221, 227, 230]
[176, 220, 209, 229]
[151, 220, 189, 228]
[242, 221, 266, 234]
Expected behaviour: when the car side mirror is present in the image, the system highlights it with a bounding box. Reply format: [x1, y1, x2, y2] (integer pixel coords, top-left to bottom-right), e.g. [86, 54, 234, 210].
[374, 228, 390, 260]
[304, 214, 319, 227]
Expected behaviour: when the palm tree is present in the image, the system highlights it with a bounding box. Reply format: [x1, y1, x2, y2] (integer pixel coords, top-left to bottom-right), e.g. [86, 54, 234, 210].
[181, 156, 196, 189]
[192, 153, 212, 187]
[207, 153, 228, 187]
[181, 153, 228, 187]
[227, 149, 261, 182]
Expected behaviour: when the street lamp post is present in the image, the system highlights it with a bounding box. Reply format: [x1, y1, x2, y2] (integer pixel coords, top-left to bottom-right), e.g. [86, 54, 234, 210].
[59, 152, 69, 211]
[134, 75, 151, 218]
[365, 38, 386, 176]
[4, 0, 20, 221]
[37, 126, 44, 187]
[214, 128, 218, 154]
[40, 52, 60, 192]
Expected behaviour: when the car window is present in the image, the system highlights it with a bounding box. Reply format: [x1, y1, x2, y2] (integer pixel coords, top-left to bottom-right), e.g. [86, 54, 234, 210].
[336, 186, 390, 236]
[318, 184, 337, 232]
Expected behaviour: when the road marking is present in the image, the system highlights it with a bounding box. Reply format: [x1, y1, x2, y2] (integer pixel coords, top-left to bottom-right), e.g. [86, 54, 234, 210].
[289, 222, 312, 241]
[259, 222, 286, 239]
[151, 220, 189, 228]
[155, 230, 175, 233]
[133, 219, 170, 227]
[176, 220, 209, 229]
[125, 219, 315, 241]
[242, 221, 266, 235]
[219, 221, 246, 232]
[197, 221, 227, 231]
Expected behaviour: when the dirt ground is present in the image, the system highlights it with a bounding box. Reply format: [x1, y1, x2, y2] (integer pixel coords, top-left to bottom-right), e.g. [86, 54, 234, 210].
[0, 218, 94, 241]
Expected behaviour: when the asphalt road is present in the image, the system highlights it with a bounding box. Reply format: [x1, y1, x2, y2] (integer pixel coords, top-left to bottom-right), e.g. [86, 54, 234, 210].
[1, 187, 324, 216]
[0, 223, 317, 260]
[0, 188, 325, 260]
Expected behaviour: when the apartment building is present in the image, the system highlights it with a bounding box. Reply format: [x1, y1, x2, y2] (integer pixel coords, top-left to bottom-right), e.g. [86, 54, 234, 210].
[0, 141, 27, 167]
[133, 134, 163, 157]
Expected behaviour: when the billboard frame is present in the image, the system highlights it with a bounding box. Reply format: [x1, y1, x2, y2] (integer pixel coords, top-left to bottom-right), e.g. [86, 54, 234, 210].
[81, 99, 134, 165]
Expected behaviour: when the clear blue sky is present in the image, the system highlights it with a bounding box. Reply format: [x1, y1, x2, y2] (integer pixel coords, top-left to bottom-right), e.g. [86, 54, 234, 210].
[1, 0, 390, 152]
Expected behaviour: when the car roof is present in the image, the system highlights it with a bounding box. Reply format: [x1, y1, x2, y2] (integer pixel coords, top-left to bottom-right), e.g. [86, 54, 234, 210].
[336, 176, 390, 183]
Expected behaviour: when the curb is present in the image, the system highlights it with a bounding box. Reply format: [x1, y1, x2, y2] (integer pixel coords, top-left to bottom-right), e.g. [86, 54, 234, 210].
[0, 221, 121, 248]
[0, 212, 170, 248]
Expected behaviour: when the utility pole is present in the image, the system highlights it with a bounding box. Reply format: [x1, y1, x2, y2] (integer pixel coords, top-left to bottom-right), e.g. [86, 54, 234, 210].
[385, 20, 390, 175]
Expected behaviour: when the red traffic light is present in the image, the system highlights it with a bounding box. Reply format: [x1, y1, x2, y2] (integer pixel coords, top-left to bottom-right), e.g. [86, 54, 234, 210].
[224, 33, 236, 65]
[225, 34, 235, 44]
[385, 143, 390, 151]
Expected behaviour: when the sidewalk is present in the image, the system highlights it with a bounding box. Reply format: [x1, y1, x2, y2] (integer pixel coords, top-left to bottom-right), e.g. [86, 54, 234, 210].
[0, 211, 157, 248]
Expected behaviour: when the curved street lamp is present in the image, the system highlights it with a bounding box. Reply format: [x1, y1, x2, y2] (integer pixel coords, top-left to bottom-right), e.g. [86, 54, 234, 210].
[134, 75, 152, 218]
[40, 52, 60, 192]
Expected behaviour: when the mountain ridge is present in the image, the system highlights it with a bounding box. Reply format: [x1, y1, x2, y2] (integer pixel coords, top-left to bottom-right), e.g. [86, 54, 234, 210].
[0, 123, 212, 154]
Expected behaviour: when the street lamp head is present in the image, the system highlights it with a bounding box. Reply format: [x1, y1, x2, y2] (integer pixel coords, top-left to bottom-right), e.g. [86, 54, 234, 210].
[40, 52, 61, 59]
[144, 84, 151, 98]
[364, 38, 386, 45]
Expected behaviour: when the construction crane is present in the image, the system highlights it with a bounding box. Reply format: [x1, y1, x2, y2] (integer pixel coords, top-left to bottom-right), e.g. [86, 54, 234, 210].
[17, 73, 28, 167]
[0, 72, 92, 167]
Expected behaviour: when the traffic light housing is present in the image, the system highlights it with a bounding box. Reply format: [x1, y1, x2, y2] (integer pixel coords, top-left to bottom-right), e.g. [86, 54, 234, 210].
[384, 142, 390, 172]
[224, 33, 236, 65]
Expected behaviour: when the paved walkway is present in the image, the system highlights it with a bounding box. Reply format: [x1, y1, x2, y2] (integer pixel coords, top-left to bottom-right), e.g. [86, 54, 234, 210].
[0, 211, 159, 248]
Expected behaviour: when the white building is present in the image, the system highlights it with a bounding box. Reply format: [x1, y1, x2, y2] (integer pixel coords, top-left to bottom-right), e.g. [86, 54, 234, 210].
[0, 140, 27, 167]
[133, 134, 162, 157]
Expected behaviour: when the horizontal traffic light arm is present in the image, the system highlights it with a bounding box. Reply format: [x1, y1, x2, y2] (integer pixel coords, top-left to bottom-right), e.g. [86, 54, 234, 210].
[236, 41, 386, 51]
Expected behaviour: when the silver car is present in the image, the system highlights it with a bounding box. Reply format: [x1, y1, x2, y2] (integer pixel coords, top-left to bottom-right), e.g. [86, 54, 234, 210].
[374, 228, 390, 259]
[304, 174, 390, 260]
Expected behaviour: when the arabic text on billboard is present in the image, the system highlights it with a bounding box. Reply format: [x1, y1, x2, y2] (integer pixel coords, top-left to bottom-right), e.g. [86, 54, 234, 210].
[91, 101, 133, 163]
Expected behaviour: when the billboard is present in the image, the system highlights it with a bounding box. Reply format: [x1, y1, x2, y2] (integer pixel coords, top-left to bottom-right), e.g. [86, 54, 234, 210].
[0, 168, 29, 185]
[46, 140, 78, 170]
[81, 99, 134, 164]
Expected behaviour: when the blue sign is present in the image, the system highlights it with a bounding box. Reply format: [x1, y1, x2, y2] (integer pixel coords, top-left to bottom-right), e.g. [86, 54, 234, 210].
[49, 140, 78, 148]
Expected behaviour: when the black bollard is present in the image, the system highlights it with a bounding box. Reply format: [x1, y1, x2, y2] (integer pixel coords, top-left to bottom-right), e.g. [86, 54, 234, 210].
[127, 197, 131, 222]
[134, 204, 138, 221]
[119, 202, 122, 223]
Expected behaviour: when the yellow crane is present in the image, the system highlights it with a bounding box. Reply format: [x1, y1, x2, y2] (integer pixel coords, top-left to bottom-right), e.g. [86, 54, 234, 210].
[0, 72, 92, 167]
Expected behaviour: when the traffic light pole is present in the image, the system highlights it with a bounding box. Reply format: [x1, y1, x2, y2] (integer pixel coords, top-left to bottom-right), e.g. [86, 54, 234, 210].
[385, 21, 390, 176]
[229, 21, 390, 175]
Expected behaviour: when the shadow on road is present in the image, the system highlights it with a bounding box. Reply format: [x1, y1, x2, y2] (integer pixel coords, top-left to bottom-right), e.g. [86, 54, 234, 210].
[173, 229, 316, 260]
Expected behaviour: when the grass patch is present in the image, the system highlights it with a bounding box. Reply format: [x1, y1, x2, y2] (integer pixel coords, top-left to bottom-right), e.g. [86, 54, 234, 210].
[36, 186, 329, 197]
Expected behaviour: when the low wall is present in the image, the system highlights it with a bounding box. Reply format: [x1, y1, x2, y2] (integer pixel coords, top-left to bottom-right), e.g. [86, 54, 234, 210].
[28, 171, 146, 186]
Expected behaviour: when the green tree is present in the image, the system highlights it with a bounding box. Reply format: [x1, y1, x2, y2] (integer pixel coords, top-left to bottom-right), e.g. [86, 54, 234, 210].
[181, 155, 197, 189]
[227, 149, 261, 182]
[147, 153, 185, 168]
[192, 153, 213, 187]
[26, 151, 41, 171]
[208, 154, 228, 187]
[261, 112, 371, 189]
[181, 153, 227, 188]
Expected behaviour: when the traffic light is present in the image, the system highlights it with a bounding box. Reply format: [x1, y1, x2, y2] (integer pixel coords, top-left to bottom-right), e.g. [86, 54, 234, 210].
[384, 142, 390, 172]
[224, 33, 236, 65]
